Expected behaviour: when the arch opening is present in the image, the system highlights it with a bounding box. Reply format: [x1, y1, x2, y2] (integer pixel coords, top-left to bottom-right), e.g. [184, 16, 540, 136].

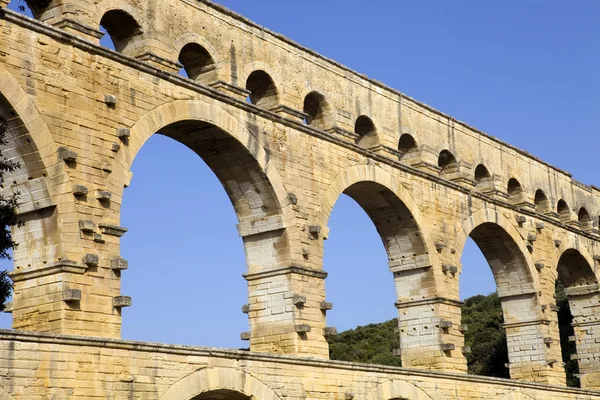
[354, 115, 379, 148]
[578, 207, 592, 229]
[557, 199, 570, 222]
[99, 10, 143, 53]
[178, 43, 218, 83]
[120, 119, 285, 348]
[460, 220, 539, 379]
[397, 134, 417, 157]
[325, 180, 429, 367]
[507, 178, 522, 202]
[534, 189, 549, 213]
[474, 164, 491, 184]
[438, 150, 458, 173]
[245, 70, 278, 109]
[303, 91, 329, 129]
[190, 389, 251, 400]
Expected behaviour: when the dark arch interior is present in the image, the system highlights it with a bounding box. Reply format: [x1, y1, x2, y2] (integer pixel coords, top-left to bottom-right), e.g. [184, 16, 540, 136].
[578, 208, 591, 226]
[303, 91, 328, 128]
[158, 120, 280, 221]
[23, 0, 48, 19]
[438, 150, 457, 171]
[354, 115, 378, 148]
[191, 390, 251, 400]
[507, 178, 521, 196]
[179, 43, 217, 82]
[398, 134, 417, 154]
[474, 164, 490, 182]
[557, 249, 597, 288]
[246, 70, 278, 109]
[534, 189, 549, 212]
[558, 200, 570, 221]
[100, 10, 143, 53]
[469, 223, 535, 297]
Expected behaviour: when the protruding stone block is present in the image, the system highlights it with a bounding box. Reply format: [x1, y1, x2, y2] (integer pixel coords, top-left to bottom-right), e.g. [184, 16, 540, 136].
[546, 359, 558, 365]
[516, 215, 527, 224]
[570, 353, 578, 361]
[240, 332, 250, 341]
[440, 319, 452, 329]
[62, 288, 81, 302]
[82, 253, 99, 266]
[2, 301, 12, 313]
[392, 348, 402, 356]
[301, 247, 310, 256]
[568, 335, 576, 342]
[93, 233, 105, 243]
[104, 94, 117, 106]
[111, 142, 121, 152]
[320, 301, 333, 311]
[116, 128, 130, 140]
[73, 184, 88, 195]
[434, 242, 445, 252]
[101, 163, 112, 172]
[543, 337, 554, 344]
[111, 258, 128, 271]
[96, 190, 112, 201]
[442, 264, 458, 274]
[288, 192, 298, 205]
[441, 343, 455, 351]
[99, 224, 128, 237]
[79, 220, 95, 232]
[527, 233, 537, 242]
[292, 295, 306, 306]
[323, 327, 337, 336]
[113, 296, 132, 308]
[308, 225, 321, 235]
[535, 262, 544, 271]
[344, 393, 355, 400]
[294, 324, 311, 333]
[554, 239, 562, 247]
[58, 147, 77, 163]
[241, 304, 250, 314]
[462, 346, 472, 354]
[459, 324, 468, 332]
[535, 222, 545, 230]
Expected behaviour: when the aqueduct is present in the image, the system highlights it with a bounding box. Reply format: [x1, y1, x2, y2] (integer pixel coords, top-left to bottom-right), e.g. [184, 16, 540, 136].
[0, 0, 599, 398]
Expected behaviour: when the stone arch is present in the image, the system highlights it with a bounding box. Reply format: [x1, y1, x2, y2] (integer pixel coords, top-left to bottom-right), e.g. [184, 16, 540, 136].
[121, 99, 293, 270]
[499, 392, 535, 400]
[240, 61, 284, 95]
[96, 2, 145, 55]
[300, 89, 337, 130]
[457, 208, 541, 295]
[245, 70, 279, 109]
[318, 164, 441, 297]
[174, 33, 223, 82]
[0, 386, 14, 400]
[159, 367, 281, 400]
[361, 379, 434, 400]
[354, 115, 380, 149]
[95, 0, 146, 31]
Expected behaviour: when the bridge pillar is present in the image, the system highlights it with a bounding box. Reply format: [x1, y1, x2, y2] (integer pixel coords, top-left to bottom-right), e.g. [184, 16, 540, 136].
[244, 266, 329, 358]
[395, 297, 467, 373]
[566, 289, 600, 389]
[501, 293, 566, 385]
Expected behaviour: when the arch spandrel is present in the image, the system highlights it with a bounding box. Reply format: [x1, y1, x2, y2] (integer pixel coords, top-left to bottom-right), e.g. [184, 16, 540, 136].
[159, 367, 281, 400]
[361, 379, 434, 400]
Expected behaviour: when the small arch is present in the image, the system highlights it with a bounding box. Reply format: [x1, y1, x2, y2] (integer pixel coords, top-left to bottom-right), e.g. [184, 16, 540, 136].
[474, 164, 491, 183]
[534, 189, 549, 212]
[354, 115, 379, 148]
[246, 70, 278, 109]
[438, 150, 457, 172]
[557, 199, 571, 222]
[578, 207, 592, 229]
[100, 9, 143, 53]
[362, 379, 434, 400]
[178, 43, 217, 83]
[159, 367, 281, 400]
[398, 133, 417, 155]
[303, 91, 330, 129]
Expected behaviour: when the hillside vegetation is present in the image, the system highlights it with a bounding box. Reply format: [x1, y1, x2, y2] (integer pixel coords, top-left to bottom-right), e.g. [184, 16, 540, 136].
[328, 286, 579, 386]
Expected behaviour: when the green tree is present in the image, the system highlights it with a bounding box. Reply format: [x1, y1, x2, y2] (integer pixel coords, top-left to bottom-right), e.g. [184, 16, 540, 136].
[0, 118, 21, 311]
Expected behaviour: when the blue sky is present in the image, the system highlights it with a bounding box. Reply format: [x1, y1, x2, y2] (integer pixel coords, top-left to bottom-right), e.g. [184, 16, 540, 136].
[1, 1, 599, 349]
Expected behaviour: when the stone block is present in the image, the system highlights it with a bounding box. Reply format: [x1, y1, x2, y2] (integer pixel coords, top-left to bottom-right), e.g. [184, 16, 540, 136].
[434, 242, 445, 252]
[241, 304, 250, 314]
[535, 262, 544, 271]
[72, 184, 88, 195]
[93, 233, 105, 243]
[79, 220, 95, 232]
[392, 348, 402, 356]
[62, 288, 81, 302]
[82, 253, 99, 266]
[99, 224, 128, 237]
[111, 258, 128, 271]
[308, 225, 321, 235]
[441, 343, 455, 351]
[292, 295, 306, 306]
[543, 337, 554, 344]
[527, 233, 537, 242]
[294, 324, 311, 333]
[440, 319, 452, 329]
[96, 190, 112, 201]
[58, 147, 77, 163]
[459, 324, 468, 332]
[535, 222, 545, 230]
[116, 128, 130, 140]
[113, 296, 132, 308]
[240, 332, 250, 341]
[2, 301, 12, 313]
[462, 346, 472, 354]
[111, 142, 121, 152]
[323, 327, 337, 336]
[104, 94, 117, 106]
[320, 301, 333, 311]
[516, 215, 527, 224]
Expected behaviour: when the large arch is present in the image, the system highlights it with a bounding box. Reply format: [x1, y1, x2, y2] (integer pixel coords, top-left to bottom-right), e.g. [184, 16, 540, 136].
[122, 99, 291, 225]
[159, 367, 281, 400]
[361, 379, 434, 400]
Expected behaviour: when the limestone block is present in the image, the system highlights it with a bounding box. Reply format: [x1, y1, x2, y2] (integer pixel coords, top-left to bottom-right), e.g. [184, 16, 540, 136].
[111, 258, 129, 271]
[62, 288, 81, 302]
[82, 253, 99, 266]
[113, 296, 132, 308]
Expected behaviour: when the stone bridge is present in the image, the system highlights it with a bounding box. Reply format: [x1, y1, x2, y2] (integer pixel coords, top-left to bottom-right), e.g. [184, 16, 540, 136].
[0, 0, 599, 398]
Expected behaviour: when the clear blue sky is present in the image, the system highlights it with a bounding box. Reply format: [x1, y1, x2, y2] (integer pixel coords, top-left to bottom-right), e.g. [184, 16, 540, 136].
[1, 1, 599, 349]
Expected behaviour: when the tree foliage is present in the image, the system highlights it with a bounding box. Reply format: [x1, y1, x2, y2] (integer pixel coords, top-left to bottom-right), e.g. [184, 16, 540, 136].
[329, 289, 578, 386]
[0, 118, 19, 311]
